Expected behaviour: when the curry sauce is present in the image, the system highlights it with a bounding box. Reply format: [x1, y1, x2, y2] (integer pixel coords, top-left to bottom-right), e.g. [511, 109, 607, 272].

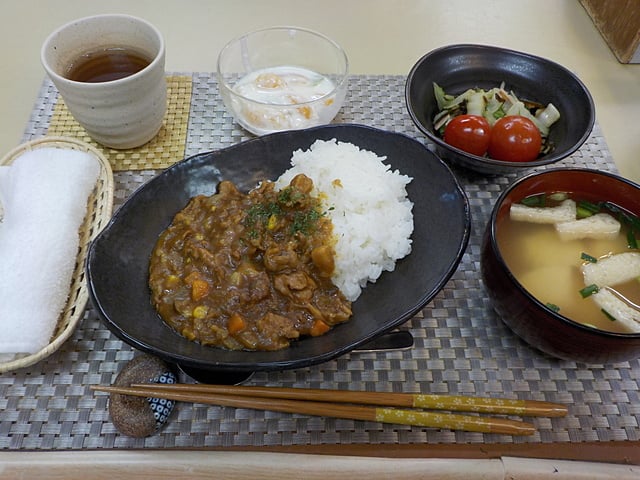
[149, 174, 352, 351]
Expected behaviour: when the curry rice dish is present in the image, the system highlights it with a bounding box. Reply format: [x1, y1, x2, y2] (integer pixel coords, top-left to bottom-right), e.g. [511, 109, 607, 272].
[149, 139, 414, 351]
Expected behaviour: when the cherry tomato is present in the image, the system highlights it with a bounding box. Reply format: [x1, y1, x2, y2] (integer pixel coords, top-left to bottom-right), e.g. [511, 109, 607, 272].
[487, 115, 542, 162]
[443, 114, 491, 156]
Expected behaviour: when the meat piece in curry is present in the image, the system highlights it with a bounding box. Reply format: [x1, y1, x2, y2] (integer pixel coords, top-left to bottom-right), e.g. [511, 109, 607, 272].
[148, 174, 352, 351]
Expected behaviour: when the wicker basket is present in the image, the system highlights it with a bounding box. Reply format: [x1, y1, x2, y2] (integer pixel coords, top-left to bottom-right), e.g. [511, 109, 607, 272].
[0, 136, 114, 372]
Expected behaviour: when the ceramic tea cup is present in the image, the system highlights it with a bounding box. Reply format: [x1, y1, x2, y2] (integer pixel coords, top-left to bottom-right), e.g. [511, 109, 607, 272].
[41, 14, 166, 149]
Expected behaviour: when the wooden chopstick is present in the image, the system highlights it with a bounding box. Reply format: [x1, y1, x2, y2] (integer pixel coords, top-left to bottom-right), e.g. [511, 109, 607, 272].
[92, 384, 539, 436]
[129, 383, 568, 417]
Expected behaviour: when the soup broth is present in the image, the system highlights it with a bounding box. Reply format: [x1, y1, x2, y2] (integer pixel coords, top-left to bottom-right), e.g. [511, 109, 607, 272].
[497, 193, 640, 334]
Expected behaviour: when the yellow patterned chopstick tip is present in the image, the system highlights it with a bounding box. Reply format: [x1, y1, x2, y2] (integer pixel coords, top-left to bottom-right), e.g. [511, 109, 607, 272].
[412, 393, 525, 414]
[410, 394, 567, 417]
[374, 407, 535, 436]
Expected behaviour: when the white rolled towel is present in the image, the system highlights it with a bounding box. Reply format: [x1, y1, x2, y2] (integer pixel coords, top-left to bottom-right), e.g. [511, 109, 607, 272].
[0, 147, 100, 355]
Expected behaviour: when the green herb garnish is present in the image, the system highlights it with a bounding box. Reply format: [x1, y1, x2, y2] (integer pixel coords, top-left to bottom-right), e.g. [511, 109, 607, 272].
[579, 284, 599, 298]
[548, 192, 568, 202]
[577, 200, 601, 214]
[520, 194, 546, 207]
[546, 303, 560, 312]
[576, 206, 593, 219]
[601, 309, 617, 322]
[243, 201, 283, 238]
[581, 252, 598, 263]
[576, 200, 600, 219]
[290, 208, 322, 235]
[277, 186, 304, 206]
[245, 201, 282, 224]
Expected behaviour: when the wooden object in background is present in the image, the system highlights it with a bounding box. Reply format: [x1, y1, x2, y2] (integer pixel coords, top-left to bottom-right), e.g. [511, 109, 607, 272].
[580, 0, 640, 63]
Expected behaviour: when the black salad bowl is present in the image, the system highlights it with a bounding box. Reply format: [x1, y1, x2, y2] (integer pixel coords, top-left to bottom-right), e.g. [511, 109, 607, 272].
[406, 44, 595, 175]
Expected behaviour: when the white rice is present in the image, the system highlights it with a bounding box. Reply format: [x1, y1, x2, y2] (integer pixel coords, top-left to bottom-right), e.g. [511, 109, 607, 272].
[276, 139, 414, 301]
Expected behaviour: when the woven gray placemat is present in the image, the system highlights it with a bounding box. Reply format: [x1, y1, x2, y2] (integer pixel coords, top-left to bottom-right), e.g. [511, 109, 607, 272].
[1, 74, 638, 450]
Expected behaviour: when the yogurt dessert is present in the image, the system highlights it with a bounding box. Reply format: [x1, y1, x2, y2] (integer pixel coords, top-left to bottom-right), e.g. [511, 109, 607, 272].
[229, 66, 341, 135]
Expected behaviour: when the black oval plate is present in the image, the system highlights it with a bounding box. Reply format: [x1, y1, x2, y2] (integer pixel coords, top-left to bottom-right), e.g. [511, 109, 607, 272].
[87, 124, 470, 374]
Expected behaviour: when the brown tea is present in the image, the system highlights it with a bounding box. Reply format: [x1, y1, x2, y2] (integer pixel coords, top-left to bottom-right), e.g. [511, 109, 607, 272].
[65, 47, 151, 83]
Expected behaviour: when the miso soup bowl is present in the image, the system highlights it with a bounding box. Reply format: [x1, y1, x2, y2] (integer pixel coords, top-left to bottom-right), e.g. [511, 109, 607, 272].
[481, 168, 640, 364]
